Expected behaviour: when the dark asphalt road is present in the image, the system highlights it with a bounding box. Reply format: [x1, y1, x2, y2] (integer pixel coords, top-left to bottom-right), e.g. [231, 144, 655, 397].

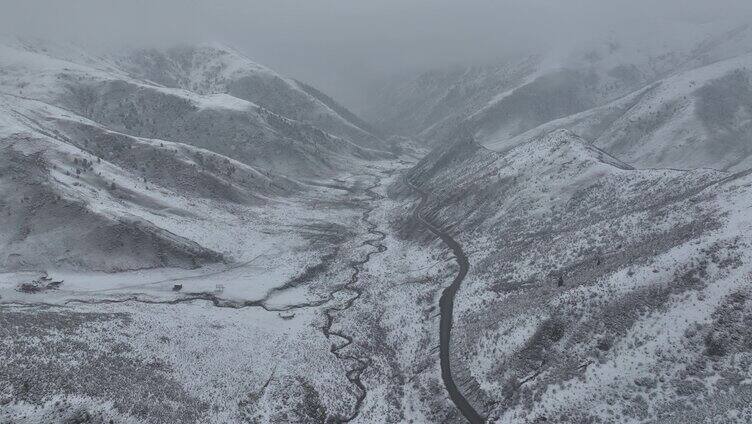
[406, 178, 485, 424]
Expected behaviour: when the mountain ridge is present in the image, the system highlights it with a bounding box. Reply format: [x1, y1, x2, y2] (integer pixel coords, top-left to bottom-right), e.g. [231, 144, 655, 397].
[0, 38, 388, 271]
[366, 23, 752, 170]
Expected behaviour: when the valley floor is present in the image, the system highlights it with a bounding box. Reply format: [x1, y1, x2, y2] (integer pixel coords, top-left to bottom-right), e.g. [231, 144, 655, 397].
[0, 158, 479, 423]
[4, 141, 752, 424]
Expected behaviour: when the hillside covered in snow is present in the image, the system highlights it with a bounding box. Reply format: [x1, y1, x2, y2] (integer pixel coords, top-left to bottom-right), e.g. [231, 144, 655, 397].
[0, 38, 392, 271]
[2, 15, 752, 424]
[394, 128, 752, 422]
[366, 23, 752, 170]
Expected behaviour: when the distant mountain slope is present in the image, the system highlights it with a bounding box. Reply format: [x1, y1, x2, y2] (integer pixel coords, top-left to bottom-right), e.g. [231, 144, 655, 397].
[399, 129, 752, 422]
[368, 23, 752, 171]
[0, 39, 391, 177]
[293, 78, 382, 138]
[363, 57, 540, 140]
[118, 44, 388, 151]
[0, 38, 385, 271]
[485, 53, 752, 171]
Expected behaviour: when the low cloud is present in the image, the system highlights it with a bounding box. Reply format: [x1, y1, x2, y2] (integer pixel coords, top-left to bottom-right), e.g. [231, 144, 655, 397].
[4, 0, 752, 110]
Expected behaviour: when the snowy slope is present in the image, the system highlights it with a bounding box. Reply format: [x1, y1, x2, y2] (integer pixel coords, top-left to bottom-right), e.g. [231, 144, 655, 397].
[368, 23, 752, 170]
[118, 44, 389, 151]
[363, 57, 541, 141]
[0, 92, 307, 271]
[398, 129, 752, 422]
[0, 39, 391, 177]
[485, 53, 752, 171]
[0, 38, 389, 271]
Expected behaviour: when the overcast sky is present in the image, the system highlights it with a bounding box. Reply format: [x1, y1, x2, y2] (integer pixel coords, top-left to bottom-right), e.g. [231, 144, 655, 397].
[3, 0, 752, 111]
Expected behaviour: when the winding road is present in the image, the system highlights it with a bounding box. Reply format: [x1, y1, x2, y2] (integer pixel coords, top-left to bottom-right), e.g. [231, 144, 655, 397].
[406, 177, 485, 424]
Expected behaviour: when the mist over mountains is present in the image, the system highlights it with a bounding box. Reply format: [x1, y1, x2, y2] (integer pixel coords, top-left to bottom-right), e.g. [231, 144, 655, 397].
[365, 22, 752, 171]
[5, 0, 752, 109]
[2, 4, 752, 424]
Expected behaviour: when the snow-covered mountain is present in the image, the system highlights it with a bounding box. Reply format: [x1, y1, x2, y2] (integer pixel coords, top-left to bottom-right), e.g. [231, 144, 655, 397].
[3, 20, 752, 424]
[366, 23, 752, 170]
[117, 44, 386, 150]
[487, 53, 752, 171]
[396, 128, 752, 422]
[356, 21, 752, 423]
[0, 38, 390, 271]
